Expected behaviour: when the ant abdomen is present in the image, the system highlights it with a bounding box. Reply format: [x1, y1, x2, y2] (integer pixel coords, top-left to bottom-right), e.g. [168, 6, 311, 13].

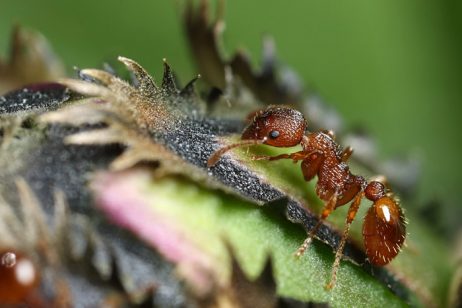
[363, 196, 406, 266]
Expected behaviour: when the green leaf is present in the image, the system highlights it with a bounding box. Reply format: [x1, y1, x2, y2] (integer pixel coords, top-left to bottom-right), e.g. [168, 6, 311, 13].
[94, 166, 451, 307]
[143, 175, 408, 306]
[230, 141, 453, 307]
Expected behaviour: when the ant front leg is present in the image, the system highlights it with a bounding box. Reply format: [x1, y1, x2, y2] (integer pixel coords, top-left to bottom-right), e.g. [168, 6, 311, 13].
[325, 191, 364, 290]
[295, 192, 338, 258]
[251, 150, 307, 163]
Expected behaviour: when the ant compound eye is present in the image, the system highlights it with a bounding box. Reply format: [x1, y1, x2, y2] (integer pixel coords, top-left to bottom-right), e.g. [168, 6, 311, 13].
[269, 130, 280, 139]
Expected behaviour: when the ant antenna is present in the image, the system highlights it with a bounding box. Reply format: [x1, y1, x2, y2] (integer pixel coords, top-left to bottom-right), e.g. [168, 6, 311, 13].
[207, 137, 268, 167]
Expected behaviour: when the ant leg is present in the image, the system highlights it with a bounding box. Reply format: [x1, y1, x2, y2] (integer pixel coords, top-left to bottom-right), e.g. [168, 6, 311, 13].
[295, 193, 338, 257]
[252, 153, 292, 161]
[325, 192, 364, 290]
[341, 146, 353, 162]
[252, 151, 307, 162]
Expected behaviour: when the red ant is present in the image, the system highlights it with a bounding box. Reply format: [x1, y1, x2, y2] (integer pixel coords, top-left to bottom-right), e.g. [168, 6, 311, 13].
[208, 106, 406, 289]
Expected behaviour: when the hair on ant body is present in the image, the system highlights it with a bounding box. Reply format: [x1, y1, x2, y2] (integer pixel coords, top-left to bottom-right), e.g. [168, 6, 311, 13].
[208, 105, 406, 289]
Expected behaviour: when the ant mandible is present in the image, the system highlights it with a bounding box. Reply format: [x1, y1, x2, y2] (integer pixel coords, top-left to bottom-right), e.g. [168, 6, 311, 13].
[207, 106, 406, 289]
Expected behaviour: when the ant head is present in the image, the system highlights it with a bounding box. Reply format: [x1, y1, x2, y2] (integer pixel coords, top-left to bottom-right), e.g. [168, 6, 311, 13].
[207, 106, 306, 167]
[241, 106, 307, 147]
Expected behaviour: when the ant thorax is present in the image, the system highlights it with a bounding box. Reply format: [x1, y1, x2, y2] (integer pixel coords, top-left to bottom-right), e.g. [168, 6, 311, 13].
[303, 131, 343, 160]
[303, 131, 364, 206]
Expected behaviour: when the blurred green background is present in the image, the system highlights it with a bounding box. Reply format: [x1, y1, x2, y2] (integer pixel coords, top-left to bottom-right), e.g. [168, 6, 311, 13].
[1, 0, 461, 230]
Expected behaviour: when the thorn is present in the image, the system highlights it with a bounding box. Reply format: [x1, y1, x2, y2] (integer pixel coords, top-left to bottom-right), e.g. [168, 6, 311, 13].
[80, 69, 114, 86]
[180, 74, 201, 98]
[162, 59, 178, 95]
[118, 56, 158, 95]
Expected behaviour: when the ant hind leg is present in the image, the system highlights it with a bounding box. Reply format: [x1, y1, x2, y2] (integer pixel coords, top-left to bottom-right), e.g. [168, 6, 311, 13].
[325, 192, 363, 290]
[295, 192, 338, 258]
